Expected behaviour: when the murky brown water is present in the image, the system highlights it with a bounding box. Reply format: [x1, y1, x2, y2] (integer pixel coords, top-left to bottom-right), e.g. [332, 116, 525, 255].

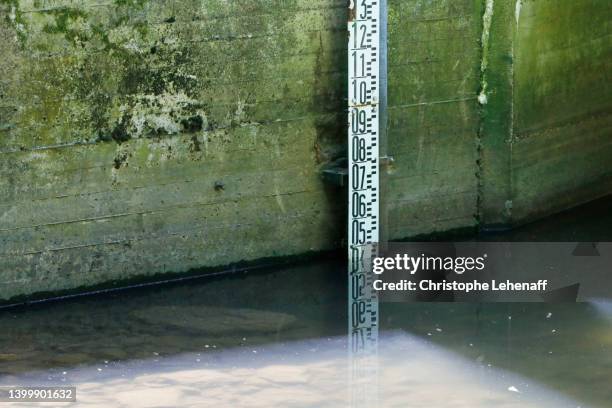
[0, 196, 611, 407]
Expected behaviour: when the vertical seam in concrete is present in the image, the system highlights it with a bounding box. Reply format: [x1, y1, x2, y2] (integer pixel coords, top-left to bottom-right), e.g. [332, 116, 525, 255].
[476, 0, 494, 226]
[508, 1, 517, 221]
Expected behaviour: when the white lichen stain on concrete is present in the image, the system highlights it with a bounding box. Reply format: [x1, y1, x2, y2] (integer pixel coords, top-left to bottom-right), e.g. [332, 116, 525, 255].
[23, 151, 47, 162]
[122, 39, 146, 54]
[478, 92, 488, 105]
[120, 92, 207, 138]
[232, 97, 249, 125]
[480, 0, 495, 73]
[8, 6, 25, 35]
[479, 0, 495, 105]
[108, 26, 146, 51]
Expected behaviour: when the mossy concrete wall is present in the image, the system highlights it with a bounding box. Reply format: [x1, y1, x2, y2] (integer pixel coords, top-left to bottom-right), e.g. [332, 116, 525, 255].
[0, 0, 610, 301]
[510, 0, 612, 223]
[386, 0, 483, 239]
[478, 0, 612, 226]
[0, 0, 348, 301]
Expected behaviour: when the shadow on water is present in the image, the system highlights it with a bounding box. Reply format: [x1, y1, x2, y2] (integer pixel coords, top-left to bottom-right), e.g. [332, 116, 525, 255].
[0, 259, 347, 376]
[379, 195, 612, 406]
[481, 194, 612, 242]
[0, 196, 611, 406]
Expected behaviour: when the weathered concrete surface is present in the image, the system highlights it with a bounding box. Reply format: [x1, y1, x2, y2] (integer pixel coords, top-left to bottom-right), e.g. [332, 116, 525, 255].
[0, 0, 349, 301]
[477, 0, 514, 227]
[478, 0, 612, 228]
[510, 0, 612, 223]
[386, 0, 482, 239]
[0, 0, 611, 301]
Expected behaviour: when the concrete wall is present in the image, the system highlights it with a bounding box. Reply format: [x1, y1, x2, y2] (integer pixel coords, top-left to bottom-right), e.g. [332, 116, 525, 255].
[0, 0, 349, 301]
[1, 0, 611, 302]
[511, 0, 612, 222]
[386, 0, 482, 239]
[478, 0, 612, 227]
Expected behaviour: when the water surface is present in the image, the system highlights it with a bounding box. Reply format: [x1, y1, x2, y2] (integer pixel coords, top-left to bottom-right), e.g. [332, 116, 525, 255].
[1, 196, 612, 407]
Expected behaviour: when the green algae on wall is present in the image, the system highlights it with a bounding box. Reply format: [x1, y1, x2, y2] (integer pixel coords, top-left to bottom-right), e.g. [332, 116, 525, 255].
[476, 0, 612, 228]
[2, 0, 348, 150]
[0, 0, 611, 302]
[386, 0, 483, 239]
[511, 0, 612, 223]
[0, 0, 349, 301]
[477, 0, 515, 228]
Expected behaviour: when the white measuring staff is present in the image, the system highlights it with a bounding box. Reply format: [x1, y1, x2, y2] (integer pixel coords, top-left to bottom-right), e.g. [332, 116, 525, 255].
[348, 0, 380, 354]
[348, 0, 384, 405]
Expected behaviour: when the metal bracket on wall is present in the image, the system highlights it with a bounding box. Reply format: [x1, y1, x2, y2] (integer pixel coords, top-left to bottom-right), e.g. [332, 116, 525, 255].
[321, 157, 348, 187]
[320, 155, 394, 187]
[321, 156, 395, 187]
[380, 155, 395, 168]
